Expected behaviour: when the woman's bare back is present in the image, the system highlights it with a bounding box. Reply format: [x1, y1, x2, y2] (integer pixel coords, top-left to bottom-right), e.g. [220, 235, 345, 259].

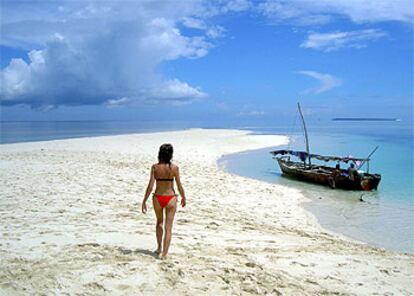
[153, 163, 176, 196]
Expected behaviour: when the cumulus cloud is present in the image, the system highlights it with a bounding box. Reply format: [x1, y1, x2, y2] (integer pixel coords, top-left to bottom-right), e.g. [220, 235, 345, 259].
[0, 1, 223, 108]
[301, 29, 387, 52]
[297, 70, 342, 94]
[258, 0, 414, 25]
[148, 79, 207, 102]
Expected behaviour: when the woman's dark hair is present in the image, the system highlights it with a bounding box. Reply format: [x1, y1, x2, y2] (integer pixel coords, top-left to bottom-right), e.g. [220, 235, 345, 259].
[158, 143, 173, 165]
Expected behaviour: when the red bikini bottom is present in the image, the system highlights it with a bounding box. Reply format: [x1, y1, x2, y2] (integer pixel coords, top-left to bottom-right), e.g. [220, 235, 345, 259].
[155, 195, 176, 208]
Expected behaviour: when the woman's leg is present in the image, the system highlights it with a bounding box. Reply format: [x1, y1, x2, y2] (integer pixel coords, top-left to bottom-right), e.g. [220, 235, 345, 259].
[162, 197, 177, 258]
[152, 197, 164, 254]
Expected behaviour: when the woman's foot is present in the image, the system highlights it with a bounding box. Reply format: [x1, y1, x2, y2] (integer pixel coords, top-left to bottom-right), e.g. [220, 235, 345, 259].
[158, 253, 167, 260]
[154, 248, 162, 255]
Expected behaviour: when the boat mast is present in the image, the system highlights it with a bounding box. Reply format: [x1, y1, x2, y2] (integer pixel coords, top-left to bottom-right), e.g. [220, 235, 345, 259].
[297, 102, 311, 167]
[357, 145, 379, 172]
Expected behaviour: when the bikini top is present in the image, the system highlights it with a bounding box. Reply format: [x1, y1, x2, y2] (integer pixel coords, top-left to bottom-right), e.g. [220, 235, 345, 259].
[155, 165, 175, 193]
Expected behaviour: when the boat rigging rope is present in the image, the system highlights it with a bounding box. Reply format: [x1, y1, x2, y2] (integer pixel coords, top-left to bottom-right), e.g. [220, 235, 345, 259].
[287, 108, 299, 151]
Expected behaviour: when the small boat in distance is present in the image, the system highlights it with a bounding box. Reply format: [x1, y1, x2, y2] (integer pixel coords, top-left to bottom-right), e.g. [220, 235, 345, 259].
[332, 117, 400, 122]
[270, 103, 381, 191]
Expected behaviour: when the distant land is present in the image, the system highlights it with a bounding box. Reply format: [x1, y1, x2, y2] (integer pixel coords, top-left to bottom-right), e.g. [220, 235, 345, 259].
[332, 118, 400, 122]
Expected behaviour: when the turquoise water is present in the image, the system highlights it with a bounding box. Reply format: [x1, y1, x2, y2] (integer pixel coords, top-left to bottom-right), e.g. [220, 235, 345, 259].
[219, 123, 414, 253]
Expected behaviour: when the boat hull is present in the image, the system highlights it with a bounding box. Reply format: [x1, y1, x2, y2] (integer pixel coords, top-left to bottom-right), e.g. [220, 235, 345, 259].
[276, 158, 381, 191]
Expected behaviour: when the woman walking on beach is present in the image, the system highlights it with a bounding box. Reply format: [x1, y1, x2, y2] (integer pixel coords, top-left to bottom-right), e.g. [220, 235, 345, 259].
[141, 144, 186, 259]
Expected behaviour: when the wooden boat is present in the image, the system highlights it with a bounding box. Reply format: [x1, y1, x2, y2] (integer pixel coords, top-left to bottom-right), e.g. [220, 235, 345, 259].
[270, 104, 381, 191]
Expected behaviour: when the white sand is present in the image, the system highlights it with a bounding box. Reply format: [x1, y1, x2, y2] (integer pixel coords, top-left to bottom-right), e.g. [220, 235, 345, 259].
[0, 129, 413, 295]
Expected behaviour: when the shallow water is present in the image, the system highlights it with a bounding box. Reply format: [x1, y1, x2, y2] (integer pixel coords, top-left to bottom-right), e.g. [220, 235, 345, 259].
[219, 124, 414, 253]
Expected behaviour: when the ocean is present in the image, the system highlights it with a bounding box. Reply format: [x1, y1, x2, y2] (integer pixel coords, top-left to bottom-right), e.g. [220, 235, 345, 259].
[0, 121, 198, 144]
[1, 120, 413, 253]
[219, 121, 414, 253]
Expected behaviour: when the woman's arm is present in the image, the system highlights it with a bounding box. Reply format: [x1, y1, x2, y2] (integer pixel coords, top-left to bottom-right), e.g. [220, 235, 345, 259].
[174, 166, 186, 207]
[142, 165, 156, 214]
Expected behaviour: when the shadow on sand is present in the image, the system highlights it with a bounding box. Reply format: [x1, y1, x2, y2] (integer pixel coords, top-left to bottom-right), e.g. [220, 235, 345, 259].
[117, 246, 159, 258]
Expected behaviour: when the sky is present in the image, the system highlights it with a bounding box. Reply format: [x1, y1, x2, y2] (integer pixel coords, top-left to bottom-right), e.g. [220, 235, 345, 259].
[0, 0, 413, 125]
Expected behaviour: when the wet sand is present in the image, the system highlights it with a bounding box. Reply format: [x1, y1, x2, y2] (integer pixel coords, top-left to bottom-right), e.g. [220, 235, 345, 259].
[0, 129, 413, 295]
